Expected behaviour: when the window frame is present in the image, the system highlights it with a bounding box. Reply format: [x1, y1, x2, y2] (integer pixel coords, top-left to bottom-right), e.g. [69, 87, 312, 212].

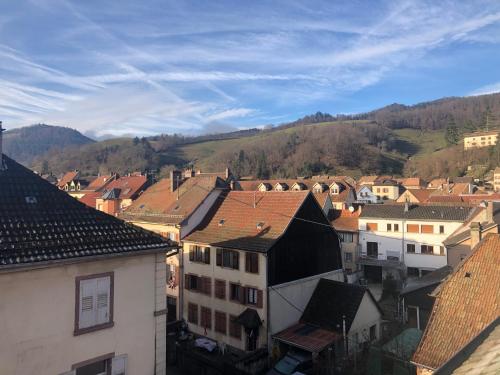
[406, 243, 416, 253]
[246, 287, 258, 305]
[229, 315, 242, 339]
[190, 245, 210, 264]
[74, 272, 114, 336]
[407, 224, 419, 233]
[214, 311, 227, 335]
[217, 248, 240, 270]
[245, 252, 259, 274]
[421, 245, 434, 254]
[188, 302, 199, 325]
[386, 223, 392, 232]
[394, 223, 399, 232]
[439, 225, 445, 234]
[71, 352, 115, 374]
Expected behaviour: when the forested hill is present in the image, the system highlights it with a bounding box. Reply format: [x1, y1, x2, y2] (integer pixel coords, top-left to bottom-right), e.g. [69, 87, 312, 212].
[283, 92, 500, 131]
[3, 124, 94, 165]
[9, 91, 500, 180]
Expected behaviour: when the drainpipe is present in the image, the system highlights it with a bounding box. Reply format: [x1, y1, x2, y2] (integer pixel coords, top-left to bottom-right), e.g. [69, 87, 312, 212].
[343, 315, 348, 359]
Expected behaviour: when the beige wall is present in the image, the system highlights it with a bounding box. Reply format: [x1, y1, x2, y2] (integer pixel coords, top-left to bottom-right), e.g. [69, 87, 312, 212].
[464, 133, 498, 150]
[372, 185, 400, 200]
[182, 241, 267, 351]
[349, 293, 382, 347]
[0, 254, 161, 375]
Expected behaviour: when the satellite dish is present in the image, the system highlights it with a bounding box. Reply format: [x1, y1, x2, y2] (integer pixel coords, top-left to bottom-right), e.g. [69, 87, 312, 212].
[348, 206, 355, 212]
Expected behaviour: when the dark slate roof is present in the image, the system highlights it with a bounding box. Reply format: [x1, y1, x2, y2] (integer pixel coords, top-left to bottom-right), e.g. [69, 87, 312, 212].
[102, 188, 121, 200]
[0, 156, 172, 269]
[400, 266, 453, 295]
[360, 204, 475, 221]
[234, 308, 262, 329]
[300, 278, 381, 334]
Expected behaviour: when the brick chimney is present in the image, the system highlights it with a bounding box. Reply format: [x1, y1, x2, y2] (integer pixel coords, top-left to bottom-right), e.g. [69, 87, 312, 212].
[170, 170, 182, 192]
[470, 222, 482, 248]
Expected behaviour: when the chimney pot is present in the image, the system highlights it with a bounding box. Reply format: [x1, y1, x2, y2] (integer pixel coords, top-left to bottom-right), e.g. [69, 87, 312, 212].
[486, 201, 494, 223]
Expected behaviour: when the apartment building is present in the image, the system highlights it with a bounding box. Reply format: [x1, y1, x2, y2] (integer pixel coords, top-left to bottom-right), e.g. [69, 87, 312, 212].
[181, 191, 342, 352]
[0, 154, 174, 375]
[358, 204, 476, 281]
[463, 130, 499, 150]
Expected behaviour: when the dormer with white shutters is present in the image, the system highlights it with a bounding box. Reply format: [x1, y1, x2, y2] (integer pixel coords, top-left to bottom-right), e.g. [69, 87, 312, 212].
[312, 182, 328, 193]
[329, 181, 345, 195]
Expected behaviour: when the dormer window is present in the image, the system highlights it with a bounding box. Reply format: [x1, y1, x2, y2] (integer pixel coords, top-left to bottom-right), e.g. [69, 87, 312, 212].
[256, 222, 264, 230]
[218, 219, 225, 226]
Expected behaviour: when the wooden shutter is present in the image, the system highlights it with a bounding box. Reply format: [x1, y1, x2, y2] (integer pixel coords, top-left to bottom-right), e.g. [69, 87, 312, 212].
[204, 247, 211, 264]
[216, 248, 222, 266]
[366, 223, 378, 231]
[245, 253, 251, 273]
[79, 278, 97, 329]
[256, 289, 263, 308]
[215, 280, 226, 299]
[239, 286, 247, 304]
[184, 274, 190, 290]
[421, 225, 433, 234]
[203, 277, 212, 296]
[407, 224, 419, 233]
[189, 246, 194, 261]
[111, 354, 127, 375]
[96, 276, 111, 325]
[233, 251, 239, 270]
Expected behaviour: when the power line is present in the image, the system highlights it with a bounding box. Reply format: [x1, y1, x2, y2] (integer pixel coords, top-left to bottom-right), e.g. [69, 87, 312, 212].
[269, 285, 304, 313]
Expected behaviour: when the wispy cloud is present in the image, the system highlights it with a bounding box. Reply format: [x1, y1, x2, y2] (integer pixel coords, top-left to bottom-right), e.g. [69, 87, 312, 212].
[470, 82, 500, 96]
[1, 0, 500, 135]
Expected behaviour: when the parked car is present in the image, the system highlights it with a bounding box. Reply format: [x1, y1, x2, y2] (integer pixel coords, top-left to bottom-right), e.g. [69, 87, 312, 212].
[267, 350, 312, 375]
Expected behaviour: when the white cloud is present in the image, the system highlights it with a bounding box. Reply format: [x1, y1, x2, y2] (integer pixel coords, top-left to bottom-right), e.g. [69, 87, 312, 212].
[470, 82, 500, 96]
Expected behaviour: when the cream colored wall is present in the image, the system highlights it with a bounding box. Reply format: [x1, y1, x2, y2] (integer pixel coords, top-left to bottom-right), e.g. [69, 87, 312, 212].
[373, 185, 400, 200]
[268, 270, 343, 339]
[0, 254, 159, 375]
[182, 241, 267, 351]
[349, 293, 382, 346]
[464, 134, 498, 150]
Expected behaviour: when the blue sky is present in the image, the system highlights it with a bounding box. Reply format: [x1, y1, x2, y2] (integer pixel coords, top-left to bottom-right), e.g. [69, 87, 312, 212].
[1, 0, 500, 137]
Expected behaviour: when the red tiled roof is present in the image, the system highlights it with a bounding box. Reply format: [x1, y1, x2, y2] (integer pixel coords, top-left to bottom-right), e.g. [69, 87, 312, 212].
[185, 191, 309, 252]
[330, 208, 360, 232]
[272, 323, 340, 353]
[102, 175, 148, 199]
[401, 189, 433, 202]
[120, 175, 226, 225]
[313, 191, 330, 208]
[57, 170, 79, 188]
[412, 234, 500, 370]
[86, 175, 115, 191]
[79, 191, 101, 208]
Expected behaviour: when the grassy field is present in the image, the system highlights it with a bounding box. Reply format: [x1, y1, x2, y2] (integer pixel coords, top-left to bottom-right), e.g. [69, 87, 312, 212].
[391, 128, 447, 159]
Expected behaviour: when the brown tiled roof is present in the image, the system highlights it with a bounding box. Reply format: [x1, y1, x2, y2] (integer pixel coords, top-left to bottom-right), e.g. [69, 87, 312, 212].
[330, 187, 353, 202]
[358, 175, 379, 184]
[428, 178, 447, 188]
[185, 191, 309, 252]
[403, 189, 433, 202]
[412, 233, 500, 370]
[313, 191, 330, 208]
[272, 322, 340, 353]
[427, 195, 465, 203]
[57, 170, 79, 188]
[400, 177, 424, 187]
[235, 177, 355, 192]
[0, 156, 172, 269]
[86, 174, 116, 191]
[330, 209, 360, 232]
[102, 175, 148, 199]
[79, 191, 101, 208]
[120, 175, 226, 225]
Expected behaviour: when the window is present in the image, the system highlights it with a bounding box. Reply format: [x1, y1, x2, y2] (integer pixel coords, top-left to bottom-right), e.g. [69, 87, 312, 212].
[407, 224, 419, 233]
[386, 223, 392, 232]
[367, 242, 378, 257]
[75, 358, 108, 375]
[188, 303, 198, 324]
[439, 225, 445, 234]
[383, 188, 388, 193]
[215, 311, 227, 334]
[75, 273, 113, 335]
[421, 245, 434, 254]
[344, 252, 353, 262]
[215, 279, 226, 299]
[421, 225, 433, 234]
[229, 315, 242, 339]
[216, 248, 239, 269]
[247, 288, 258, 305]
[439, 246, 445, 255]
[245, 252, 259, 274]
[230, 283, 243, 303]
[407, 244, 415, 253]
[339, 232, 353, 243]
[200, 306, 212, 329]
[189, 245, 210, 264]
[366, 222, 378, 231]
[185, 275, 211, 295]
[394, 224, 399, 232]
[369, 325, 377, 341]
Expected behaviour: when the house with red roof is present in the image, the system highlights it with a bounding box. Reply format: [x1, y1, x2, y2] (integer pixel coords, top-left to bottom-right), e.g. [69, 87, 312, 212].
[182, 191, 342, 353]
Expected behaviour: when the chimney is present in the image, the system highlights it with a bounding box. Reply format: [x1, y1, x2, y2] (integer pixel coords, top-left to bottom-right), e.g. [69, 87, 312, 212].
[404, 200, 409, 212]
[225, 167, 230, 179]
[230, 180, 235, 190]
[170, 170, 182, 192]
[470, 222, 482, 248]
[0, 121, 5, 170]
[486, 201, 494, 223]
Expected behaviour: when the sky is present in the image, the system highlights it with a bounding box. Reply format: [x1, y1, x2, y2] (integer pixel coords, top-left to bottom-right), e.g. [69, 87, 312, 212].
[1, 0, 500, 138]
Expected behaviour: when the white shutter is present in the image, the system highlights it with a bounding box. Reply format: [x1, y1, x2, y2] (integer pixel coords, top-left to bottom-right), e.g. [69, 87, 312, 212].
[79, 279, 97, 329]
[111, 354, 127, 375]
[96, 276, 111, 325]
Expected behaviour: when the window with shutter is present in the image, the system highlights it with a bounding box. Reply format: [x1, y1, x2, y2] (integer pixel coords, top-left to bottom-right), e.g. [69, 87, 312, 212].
[230, 283, 241, 302]
[75, 273, 114, 335]
[188, 303, 198, 324]
[216, 248, 222, 266]
[245, 253, 258, 274]
[247, 287, 258, 305]
[200, 306, 212, 329]
[229, 315, 242, 339]
[215, 311, 227, 334]
[215, 279, 226, 299]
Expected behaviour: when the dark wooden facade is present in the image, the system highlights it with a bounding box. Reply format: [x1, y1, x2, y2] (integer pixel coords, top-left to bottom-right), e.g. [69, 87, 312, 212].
[267, 194, 342, 286]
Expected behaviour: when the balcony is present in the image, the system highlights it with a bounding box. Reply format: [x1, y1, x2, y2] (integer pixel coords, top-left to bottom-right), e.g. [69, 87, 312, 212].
[358, 250, 405, 269]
